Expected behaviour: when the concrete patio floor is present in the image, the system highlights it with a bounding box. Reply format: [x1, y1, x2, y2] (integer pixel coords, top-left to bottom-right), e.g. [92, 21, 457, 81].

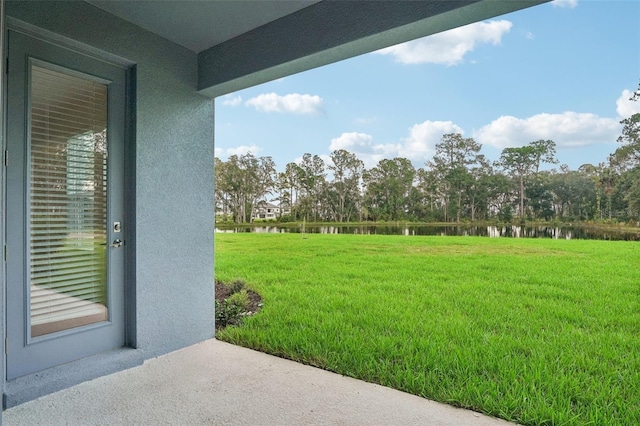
[4, 339, 516, 425]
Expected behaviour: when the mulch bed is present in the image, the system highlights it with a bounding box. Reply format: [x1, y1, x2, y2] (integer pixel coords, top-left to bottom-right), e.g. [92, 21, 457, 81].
[215, 280, 263, 330]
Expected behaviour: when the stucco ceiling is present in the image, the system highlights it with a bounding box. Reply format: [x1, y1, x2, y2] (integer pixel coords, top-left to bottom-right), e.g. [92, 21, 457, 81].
[80, 0, 548, 97]
[86, 0, 321, 53]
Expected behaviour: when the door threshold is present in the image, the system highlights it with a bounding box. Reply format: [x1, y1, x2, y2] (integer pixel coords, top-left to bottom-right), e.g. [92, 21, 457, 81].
[4, 347, 143, 409]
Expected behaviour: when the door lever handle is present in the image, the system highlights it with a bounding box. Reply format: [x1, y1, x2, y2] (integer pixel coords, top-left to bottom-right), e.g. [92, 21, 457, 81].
[110, 239, 123, 248]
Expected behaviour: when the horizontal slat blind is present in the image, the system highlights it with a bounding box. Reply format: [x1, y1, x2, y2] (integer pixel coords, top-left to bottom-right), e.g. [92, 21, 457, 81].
[30, 64, 109, 337]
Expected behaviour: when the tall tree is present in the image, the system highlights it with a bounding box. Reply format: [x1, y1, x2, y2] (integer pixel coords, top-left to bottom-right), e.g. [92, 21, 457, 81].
[578, 163, 602, 219]
[484, 172, 514, 221]
[465, 157, 493, 221]
[530, 139, 558, 172]
[215, 155, 244, 223]
[281, 162, 301, 219]
[526, 171, 554, 220]
[296, 154, 326, 221]
[617, 167, 640, 219]
[327, 149, 364, 222]
[239, 153, 277, 222]
[613, 81, 640, 167]
[214, 153, 276, 223]
[414, 168, 442, 221]
[274, 172, 292, 219]
[363, 157, 415, 221]
[610, 81, 640, 220]
[214, 157, 231, 219]
[497, 140, 557, 219]
[549, 167, 593, 220]
[426, 133, 483, 222]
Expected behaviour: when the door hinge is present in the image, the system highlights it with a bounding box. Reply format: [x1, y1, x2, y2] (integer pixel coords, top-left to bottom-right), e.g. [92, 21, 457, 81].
[5, 57, 8, 74]
[3, 150, 7, 167]
[4, 244, 6, 261]
[4, 337, 7, 354]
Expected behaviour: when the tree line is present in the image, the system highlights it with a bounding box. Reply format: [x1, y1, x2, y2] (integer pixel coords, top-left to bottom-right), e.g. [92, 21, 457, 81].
[215, 86, 640, 224]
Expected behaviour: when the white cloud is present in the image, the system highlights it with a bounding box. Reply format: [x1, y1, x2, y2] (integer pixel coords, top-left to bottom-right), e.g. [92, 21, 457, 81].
[375, 20, 512, 66]
[552, 0, 578, 9]
[245, 92, 323, 115]
[215, 144, 262, 159]
[329, 121, 463, 167]
[329, 132, 374, 151]
[475, 112, 620, 149]
[616, 89, 640, 118]
[222, 95, 242, 107]
[398, 121, 464, 160]
[329, 132, 397, 168]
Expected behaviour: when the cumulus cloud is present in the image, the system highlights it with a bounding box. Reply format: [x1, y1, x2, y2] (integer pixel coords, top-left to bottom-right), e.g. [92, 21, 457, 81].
[329, 121, 463, 167]
[398, 121, 464, 160]
[329, 132, 375, 151]
[222, 95, 242, 107]
[214, 144, 262, 159]
[375, 20, 512, 66]
[329, 132, 399, 168]
[245, 93, 323, 115]
[552, 0, 578, 9]
[616, 89, 640, 118]
[475, 112, 620, 149]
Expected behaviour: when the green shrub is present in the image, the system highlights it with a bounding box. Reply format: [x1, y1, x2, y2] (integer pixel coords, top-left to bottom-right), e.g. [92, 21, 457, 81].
[215, 299, 243, 328]
[227, 289, 250, 311]
[215, 281, 254, 329]
[228, 279, 246, 294]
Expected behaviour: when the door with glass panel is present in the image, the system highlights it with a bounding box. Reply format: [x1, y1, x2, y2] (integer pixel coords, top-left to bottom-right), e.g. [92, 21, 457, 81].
[6, 31, 126, 379]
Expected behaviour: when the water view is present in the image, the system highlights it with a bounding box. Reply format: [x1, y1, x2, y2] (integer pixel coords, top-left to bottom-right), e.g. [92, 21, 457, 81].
[216, 224, 640, 241]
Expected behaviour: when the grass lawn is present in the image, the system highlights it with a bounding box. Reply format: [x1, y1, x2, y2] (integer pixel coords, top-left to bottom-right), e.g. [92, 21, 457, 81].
[215, 233, 640, 426]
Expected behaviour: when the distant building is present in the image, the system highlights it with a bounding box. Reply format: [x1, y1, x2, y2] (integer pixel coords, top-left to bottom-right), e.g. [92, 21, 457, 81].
[215, 198, 232, 218]
[252, 201, 289, 220]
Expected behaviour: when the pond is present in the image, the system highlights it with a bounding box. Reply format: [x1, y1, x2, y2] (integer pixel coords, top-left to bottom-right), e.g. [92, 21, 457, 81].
[215, 224, 640, 241]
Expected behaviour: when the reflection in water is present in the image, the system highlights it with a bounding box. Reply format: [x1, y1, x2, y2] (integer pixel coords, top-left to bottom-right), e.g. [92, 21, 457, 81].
[216, 224, 640, 241]
[486, 226, 575, 239]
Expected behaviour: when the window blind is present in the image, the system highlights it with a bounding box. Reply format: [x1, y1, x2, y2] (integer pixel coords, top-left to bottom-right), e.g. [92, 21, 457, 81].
[29, 64, 109, 337]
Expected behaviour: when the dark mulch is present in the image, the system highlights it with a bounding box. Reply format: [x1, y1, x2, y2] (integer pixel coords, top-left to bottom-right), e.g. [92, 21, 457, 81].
[215, 280, 263, 330]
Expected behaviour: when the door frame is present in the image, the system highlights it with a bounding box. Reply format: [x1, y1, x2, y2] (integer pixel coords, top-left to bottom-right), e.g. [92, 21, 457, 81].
[1, 0, 6, 407]
[3, 23, 137, 381]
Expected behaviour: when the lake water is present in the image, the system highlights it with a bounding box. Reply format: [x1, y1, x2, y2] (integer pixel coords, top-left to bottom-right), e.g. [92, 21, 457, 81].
[216, 224, 640, 241]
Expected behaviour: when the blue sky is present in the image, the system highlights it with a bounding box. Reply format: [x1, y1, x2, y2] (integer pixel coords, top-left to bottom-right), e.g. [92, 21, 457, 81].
[215, 0, 640, 171]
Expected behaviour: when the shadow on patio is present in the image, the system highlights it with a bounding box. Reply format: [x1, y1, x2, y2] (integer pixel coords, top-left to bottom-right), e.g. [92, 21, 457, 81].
[4, 339, 514, 425]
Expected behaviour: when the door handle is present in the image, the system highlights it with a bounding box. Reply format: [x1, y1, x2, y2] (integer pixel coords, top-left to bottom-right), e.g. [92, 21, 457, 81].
[110, 239, 123, 248]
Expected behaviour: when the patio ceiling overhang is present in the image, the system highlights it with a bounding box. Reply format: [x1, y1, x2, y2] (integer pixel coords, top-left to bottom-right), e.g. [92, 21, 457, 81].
[90, 0, 549, 97]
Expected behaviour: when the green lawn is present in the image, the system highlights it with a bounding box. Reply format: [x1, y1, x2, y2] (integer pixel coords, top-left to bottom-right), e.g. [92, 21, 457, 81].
[215, 233, 640, 426]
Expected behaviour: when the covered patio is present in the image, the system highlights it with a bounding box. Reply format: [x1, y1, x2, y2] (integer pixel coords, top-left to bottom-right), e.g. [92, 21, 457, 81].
[5, 339, 514, 425]
[1, 0, 548, 422]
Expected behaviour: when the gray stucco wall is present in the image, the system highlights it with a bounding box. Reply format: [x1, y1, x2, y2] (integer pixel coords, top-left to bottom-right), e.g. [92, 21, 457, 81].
[6, 1, 215, 358]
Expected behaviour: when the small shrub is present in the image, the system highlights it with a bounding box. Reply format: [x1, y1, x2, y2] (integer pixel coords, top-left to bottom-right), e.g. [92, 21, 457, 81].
[227, 289, 250, 311]
[215, 280, 261, 329]
[228, 279, 246, 294]
[215, 299, 244, 328]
